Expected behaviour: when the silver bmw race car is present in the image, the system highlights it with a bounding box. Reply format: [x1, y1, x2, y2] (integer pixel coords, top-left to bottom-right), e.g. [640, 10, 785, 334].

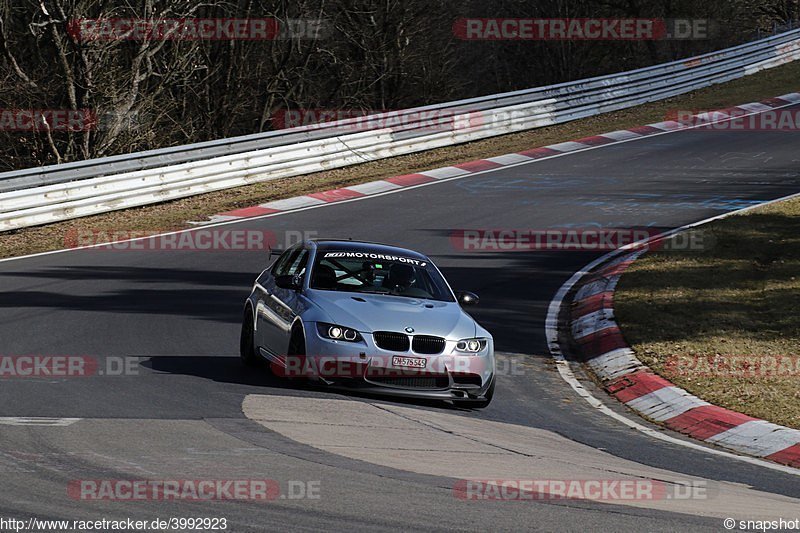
[240, 239, 495, 407]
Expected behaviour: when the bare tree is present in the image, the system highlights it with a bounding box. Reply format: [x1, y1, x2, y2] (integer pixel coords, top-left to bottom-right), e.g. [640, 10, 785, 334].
[0, 0, 795, 170]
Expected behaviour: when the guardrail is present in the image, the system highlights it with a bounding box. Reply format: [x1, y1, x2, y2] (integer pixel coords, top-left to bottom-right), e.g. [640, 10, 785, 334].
[2, 29, 800, 231]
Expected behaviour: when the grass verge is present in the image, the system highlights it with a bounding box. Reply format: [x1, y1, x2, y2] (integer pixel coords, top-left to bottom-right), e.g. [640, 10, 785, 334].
[614, 196, 800, 429]
[2, 60, 800, 260]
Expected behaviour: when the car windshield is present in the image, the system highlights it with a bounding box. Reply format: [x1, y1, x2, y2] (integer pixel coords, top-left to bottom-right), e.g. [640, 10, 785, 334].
[310, 249, 454, 302]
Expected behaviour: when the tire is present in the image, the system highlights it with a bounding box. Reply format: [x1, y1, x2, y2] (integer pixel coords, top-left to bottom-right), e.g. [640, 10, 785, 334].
[286, 326, 308, 379]
[240, 307, 260, 367]
[288, 323, 306, 356]
[455, 379, 494, 409]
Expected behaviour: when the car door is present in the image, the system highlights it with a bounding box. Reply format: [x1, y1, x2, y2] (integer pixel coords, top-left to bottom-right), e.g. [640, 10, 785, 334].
[256, 245, 309, 359]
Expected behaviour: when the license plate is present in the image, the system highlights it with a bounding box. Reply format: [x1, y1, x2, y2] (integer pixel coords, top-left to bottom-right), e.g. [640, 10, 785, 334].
[392, 356, 426, 369]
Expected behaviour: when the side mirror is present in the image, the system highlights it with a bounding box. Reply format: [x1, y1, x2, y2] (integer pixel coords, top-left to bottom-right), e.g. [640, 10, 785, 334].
[275, 274, 302, 291]
[456, 291, 479, 306]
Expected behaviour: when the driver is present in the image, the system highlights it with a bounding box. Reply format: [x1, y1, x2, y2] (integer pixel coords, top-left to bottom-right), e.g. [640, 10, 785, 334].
[361, 261, 377, 284]
[385, 263, 416, 292]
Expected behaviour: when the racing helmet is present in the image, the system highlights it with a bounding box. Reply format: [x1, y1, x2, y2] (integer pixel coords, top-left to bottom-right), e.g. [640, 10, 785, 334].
[386, 263, 416, 290]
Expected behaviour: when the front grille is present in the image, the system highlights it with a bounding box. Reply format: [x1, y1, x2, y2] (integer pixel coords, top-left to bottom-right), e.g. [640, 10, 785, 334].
[369, 376, 449, 389]
[373, 331, 410, 352]
[412, 335, 446, 355]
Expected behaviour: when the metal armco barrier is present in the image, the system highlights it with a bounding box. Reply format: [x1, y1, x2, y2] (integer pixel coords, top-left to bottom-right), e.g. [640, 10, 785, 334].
[2, 29, 800, 231]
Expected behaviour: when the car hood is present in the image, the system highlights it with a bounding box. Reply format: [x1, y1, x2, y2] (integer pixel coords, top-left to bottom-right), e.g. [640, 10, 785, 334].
[306, 289, 477, 339]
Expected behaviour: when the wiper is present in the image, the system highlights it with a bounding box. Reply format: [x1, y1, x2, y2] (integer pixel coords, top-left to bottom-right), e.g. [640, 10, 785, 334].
[358, 289, 436, 301]
[355, 289, 391, 295]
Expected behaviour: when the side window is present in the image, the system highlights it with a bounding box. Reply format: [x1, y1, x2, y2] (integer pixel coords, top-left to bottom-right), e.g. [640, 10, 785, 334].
[272, 246, 300, 276]
[287, 250, 309, 277]
[272, 247, 309, 278]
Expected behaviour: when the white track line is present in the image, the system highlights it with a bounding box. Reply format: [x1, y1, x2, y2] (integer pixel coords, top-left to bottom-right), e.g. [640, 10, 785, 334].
[0, 417, 81, 426]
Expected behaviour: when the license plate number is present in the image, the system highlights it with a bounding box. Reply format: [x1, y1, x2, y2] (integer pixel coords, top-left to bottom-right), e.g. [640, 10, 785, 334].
[392, 356, 426, 368]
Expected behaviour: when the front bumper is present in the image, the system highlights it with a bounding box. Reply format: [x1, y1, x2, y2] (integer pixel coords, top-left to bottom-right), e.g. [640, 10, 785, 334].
[295, 327, 495, 400]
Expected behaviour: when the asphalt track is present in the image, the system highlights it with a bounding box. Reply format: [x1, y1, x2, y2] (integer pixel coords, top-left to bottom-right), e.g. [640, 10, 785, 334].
[2, 103, 800, 531]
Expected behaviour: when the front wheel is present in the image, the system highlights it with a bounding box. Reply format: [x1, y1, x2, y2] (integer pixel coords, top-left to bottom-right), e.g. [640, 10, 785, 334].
[281, 323, 307, 379]
[240, 308, 260, 367]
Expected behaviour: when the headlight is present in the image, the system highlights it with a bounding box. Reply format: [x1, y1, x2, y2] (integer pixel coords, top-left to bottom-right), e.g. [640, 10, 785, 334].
[316, 322, 363, 343]
[455, 338, 488, 353]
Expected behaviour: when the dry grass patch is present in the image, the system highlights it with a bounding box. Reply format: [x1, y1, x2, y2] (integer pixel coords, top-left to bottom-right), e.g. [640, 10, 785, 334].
[615, 197, 800, 429]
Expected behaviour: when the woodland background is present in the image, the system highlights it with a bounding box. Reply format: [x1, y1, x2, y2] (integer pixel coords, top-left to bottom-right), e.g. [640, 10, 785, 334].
[0, 0, 797, 170]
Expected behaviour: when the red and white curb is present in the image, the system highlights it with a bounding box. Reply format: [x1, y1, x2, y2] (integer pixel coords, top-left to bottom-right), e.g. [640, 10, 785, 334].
[192, 92, 800, 226]
[568, 249, 800, 469]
